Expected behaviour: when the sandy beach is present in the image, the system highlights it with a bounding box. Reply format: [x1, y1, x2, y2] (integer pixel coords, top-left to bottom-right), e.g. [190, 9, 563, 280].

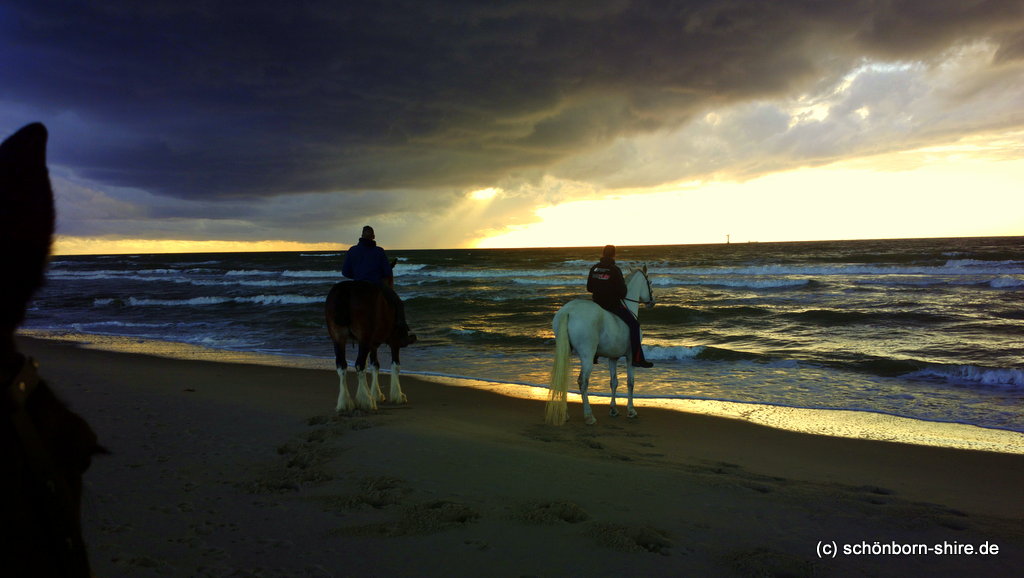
[18, 335, 1024, 577]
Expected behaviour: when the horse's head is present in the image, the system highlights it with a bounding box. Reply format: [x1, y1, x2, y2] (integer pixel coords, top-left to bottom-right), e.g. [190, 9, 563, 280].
[2, 123, 103, 576]
[627, 264, 655, 309]
[0, 123, 53, 339]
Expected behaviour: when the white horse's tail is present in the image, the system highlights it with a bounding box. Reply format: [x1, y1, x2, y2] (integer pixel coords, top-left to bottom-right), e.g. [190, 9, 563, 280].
[545, 309, 571, 425]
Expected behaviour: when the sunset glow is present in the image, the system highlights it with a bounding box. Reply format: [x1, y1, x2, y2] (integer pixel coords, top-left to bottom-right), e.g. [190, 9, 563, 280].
[472, 142, 1024, 248]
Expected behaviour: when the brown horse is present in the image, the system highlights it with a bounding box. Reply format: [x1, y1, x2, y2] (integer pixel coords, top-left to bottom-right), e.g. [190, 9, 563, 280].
[325, 280, 409, 411]
[2, 123, 106, 576]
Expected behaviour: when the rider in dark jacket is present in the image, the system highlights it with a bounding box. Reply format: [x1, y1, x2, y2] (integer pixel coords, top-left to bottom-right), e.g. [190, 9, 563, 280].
[342, 226, 416, 346]
[587, 245, 653, 368]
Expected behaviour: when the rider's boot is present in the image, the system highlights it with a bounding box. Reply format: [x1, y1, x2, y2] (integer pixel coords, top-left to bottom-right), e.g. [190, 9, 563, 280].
[632, 348, 653, 368]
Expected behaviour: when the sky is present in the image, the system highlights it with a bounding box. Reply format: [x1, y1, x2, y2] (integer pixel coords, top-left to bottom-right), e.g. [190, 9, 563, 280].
[2, 1, 1023, 254]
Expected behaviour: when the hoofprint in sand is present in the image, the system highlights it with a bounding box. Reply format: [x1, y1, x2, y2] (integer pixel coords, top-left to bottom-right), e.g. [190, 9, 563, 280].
[21, 336, 1024, 576]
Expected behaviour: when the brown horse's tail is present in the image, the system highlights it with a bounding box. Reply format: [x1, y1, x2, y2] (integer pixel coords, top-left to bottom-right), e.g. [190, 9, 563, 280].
[327, 281, 353, 329]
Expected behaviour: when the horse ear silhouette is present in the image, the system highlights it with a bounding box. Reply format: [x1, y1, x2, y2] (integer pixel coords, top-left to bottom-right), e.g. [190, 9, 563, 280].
[0, 122, 54, 330]
[642, 264, 647, 274]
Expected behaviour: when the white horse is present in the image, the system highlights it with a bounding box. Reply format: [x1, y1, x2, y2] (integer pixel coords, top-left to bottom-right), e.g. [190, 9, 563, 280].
[545, 266, 655, 425]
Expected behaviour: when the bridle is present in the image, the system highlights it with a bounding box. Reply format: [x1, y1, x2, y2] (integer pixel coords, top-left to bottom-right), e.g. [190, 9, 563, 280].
[7, 355, 91, 576]
[622, 268, 655, 308]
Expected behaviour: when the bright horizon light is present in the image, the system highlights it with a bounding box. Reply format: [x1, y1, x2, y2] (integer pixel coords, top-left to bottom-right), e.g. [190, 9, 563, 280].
[472, 146, 1024, 249]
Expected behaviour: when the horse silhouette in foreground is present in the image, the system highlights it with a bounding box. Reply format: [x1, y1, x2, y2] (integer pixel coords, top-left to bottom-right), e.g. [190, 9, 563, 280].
[1, 123, 106, 576]
[546, 266, 655, 425]
[326, 280, 411, 412]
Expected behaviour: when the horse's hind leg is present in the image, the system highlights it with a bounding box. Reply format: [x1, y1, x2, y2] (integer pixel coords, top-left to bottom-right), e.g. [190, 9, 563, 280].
[388, 345, 407, 404]
[369, 348, 385, 402]
[354, 344, 378, 411]
[626, 363, 638, 419]
[334, 341, 354, 412]
[578, 354, 597, 425]
[608, 358, 621, 417]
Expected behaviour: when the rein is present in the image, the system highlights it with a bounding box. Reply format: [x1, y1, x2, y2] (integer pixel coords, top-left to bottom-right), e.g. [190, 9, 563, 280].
[619, 270, 654, 323]
[621, 269, 655, 307]
[622, 297, 652, 304]
[8, 355, 91, 576]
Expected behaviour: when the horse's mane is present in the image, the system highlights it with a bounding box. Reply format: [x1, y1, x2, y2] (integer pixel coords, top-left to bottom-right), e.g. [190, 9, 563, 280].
[624, 266, 647, 283]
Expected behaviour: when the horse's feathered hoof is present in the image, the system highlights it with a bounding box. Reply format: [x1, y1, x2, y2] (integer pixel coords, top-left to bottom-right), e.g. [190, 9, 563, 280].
[585, 415, 597, 425]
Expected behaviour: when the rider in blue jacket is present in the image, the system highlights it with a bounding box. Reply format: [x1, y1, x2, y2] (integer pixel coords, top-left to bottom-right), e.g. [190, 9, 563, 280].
[342, 226, 416, 346]
[587, 245, 652, 368]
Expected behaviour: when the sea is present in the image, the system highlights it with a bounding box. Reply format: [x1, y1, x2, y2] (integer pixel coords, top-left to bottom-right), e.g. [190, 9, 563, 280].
[22, 236, 1024, 450]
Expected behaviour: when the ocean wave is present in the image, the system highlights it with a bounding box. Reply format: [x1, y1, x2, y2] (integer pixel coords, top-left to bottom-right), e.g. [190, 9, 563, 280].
[95, 294, 322, 307]
[906, 365, 1024, 388]
[71, 320, 174, 330]
[411, 267, 571, 279]
[216, 267, 422, 279]
[49, 272, 173, 283]
[49, 268, 188, 280]
[656, 262, 1024, 278]
[695, 346, 769, 362]
[558, 259, 595, 269]
[281, 270, 339, 278]
[644, 344, 799, 366]
[782, 309, 949, 326]
[191, 279, 315, 287]
[652, 278, 811, 289]
[60, 274, 320, 288]
[644, 345, 705, 360]
[510, 276, 579, 285]
[224, 269, 276, 276]
[644, 305, 770, 324]
[854, 276, 1024, 289]
[446, 326, 547, 347]
[990, 276, 1024, 289]
[394, 263, 428, 274]
[944, 258, 1024, 269]
[238, 294, 322, 305]
[127, 296, 233, 306]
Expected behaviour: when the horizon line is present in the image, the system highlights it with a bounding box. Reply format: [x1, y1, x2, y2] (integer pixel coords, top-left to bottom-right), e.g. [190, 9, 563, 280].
[50, 233, 1023, 257]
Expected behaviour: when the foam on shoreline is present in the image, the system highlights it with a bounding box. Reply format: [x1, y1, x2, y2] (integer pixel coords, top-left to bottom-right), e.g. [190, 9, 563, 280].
[20, 329, 1024, 454]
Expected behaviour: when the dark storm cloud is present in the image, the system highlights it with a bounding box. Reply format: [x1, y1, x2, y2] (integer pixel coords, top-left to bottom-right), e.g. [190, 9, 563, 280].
[2, 0, 1022, 203]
